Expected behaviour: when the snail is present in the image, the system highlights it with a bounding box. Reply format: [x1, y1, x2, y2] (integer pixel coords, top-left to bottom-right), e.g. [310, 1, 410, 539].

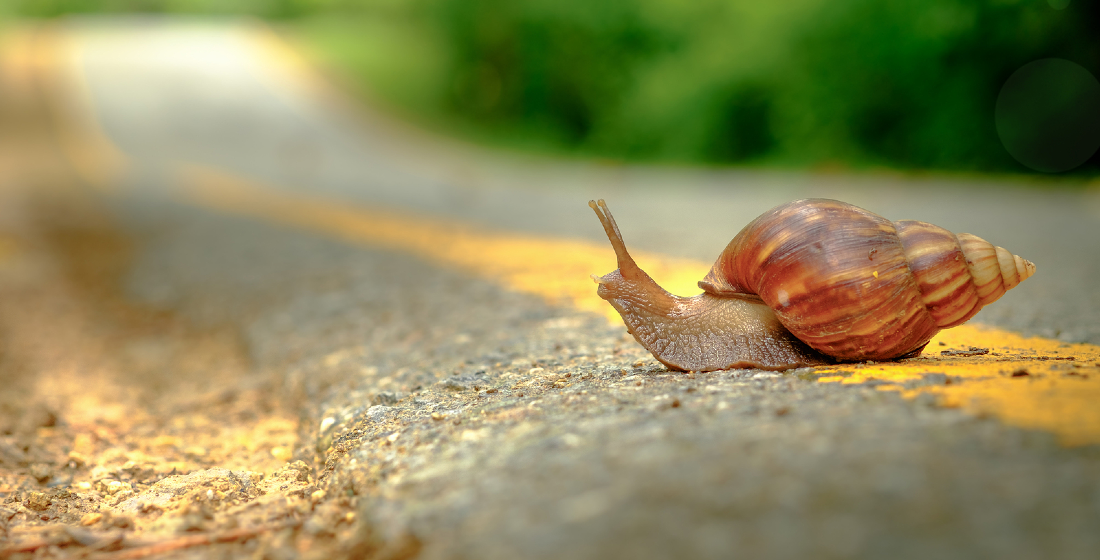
[589, 198, 1035, 372]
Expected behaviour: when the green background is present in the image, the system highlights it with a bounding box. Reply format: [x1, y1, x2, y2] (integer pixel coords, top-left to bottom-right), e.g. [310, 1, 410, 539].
[4, 0, 1098, 175]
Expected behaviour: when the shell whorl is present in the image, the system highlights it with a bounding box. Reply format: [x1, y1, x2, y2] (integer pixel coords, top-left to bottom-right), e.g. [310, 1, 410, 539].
[700, 199, 1035, 361]
[896, 222, 1035, 330]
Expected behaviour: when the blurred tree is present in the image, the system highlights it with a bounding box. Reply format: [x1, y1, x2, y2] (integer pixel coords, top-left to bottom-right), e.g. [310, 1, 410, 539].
[430, 0, 1099, 172]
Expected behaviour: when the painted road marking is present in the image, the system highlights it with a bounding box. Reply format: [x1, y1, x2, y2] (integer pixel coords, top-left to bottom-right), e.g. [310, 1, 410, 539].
[23, 23, 1100, 447]
[175, 164, 708, 320]
[817, 327, 1100, 446]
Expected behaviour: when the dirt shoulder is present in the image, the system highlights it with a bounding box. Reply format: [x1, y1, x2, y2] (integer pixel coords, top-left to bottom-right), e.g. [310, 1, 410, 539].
[0, 49, 363, 559]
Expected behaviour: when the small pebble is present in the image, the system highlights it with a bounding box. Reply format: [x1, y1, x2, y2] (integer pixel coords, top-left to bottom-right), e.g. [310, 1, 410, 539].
[30, 464, 52, 483]
[67, 451, 87, 468]
[25, 492, 51, 511]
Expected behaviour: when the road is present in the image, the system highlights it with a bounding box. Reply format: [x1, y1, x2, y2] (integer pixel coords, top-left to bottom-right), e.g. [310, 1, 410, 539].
[2, 17, 1100, 560]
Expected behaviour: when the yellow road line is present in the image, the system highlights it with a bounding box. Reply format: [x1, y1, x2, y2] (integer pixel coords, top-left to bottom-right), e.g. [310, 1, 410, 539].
[176, 164, 1100, 447]
[820, 326, 1100, 446]
[175, 164, 707, 320]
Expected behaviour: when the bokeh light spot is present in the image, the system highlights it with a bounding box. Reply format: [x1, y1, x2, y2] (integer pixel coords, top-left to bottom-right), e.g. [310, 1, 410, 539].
[995, 58, 1100, 173]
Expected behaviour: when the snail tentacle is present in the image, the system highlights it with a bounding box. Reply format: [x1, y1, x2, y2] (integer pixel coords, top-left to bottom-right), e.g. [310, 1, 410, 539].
[589, 199, 643, 281]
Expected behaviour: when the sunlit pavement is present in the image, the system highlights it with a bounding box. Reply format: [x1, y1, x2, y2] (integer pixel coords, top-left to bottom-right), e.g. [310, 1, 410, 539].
[3, 17, 1100, 559]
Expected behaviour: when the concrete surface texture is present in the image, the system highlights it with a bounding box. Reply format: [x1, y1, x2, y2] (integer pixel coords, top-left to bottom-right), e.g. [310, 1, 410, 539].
[2, 17, 1100, 560]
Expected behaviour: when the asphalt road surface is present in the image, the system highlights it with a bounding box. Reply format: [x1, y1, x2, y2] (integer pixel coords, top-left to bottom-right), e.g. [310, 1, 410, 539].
[2, 18, 1100, 560]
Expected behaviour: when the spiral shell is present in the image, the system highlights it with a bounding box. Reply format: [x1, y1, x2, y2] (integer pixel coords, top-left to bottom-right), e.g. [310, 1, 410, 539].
[699, 199, 1035, 360]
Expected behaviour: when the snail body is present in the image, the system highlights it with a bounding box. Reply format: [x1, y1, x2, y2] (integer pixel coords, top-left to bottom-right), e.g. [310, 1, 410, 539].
[589, 198, 1035, 372]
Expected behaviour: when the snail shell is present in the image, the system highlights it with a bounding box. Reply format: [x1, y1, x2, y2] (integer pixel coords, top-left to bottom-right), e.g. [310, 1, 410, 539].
[699, 199, 1035, 360]
[590, 198, 1035, 371]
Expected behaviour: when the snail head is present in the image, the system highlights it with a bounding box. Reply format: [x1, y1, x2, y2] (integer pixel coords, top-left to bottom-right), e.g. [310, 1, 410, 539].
[588, 199, 675, 311]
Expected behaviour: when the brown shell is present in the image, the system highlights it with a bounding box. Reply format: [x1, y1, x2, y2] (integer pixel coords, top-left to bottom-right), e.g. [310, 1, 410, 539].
[699, 199, 1035, 361]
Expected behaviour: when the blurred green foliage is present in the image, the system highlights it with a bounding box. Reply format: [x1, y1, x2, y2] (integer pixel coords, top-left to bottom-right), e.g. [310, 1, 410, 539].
[5, 0, 1098, 172]
[1, 0, 316, 19]
[422, 0, 1099, 171]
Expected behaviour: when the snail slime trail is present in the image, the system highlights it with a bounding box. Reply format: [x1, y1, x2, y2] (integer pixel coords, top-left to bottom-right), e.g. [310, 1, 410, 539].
[589, 199, 1035, 372]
